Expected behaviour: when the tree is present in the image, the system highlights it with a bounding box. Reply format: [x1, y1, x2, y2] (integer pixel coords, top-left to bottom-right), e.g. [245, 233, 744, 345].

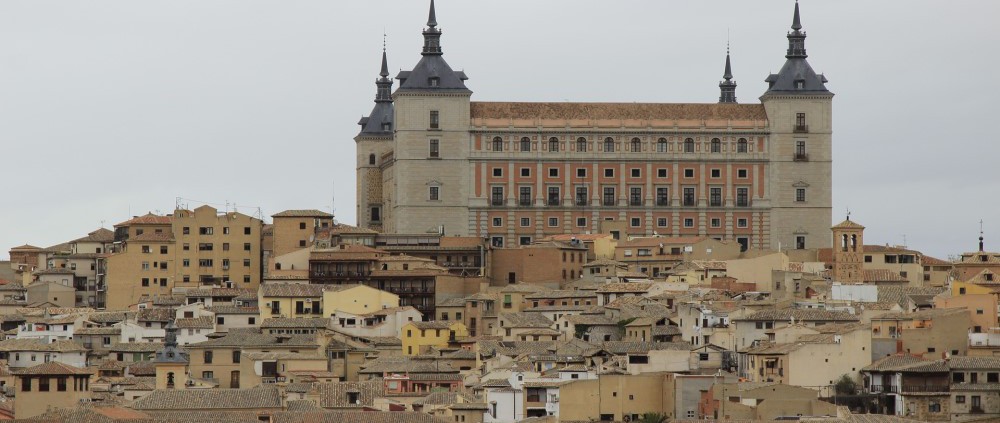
[834, 374, 859, 395]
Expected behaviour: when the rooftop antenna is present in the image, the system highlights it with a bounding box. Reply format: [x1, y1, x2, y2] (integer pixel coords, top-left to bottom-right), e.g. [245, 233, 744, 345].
[980, 220, 985, 252]
[100, 220, 106, 228]
[901, 234, 907, 248]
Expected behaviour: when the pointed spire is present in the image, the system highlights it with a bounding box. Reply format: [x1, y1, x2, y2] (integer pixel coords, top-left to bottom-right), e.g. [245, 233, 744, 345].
[380, 48, 389, 78]
[718, 44, 737, 104]
[785, 0, 807, 59]
[791, 0, 802, 31]
[427, 0, 438, 28]
[980, 220, 985, 252]
[375, 46, 393, 103]
[422, 0, 443, 55]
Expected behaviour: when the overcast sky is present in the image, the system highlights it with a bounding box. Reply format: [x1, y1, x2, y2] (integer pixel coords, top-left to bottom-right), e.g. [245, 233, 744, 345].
[2, 1, 998, 260]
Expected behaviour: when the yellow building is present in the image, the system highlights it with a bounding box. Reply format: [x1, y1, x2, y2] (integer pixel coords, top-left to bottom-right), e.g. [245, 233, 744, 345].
[259, 283, 324, 319]
[323, 284, 399, 316]
[238, 351, 328, 388]
[105, 206, 263, 310]
[400, 321, 468, 355]
[12, 362, 93, 418]
[270, 209, 333, 258]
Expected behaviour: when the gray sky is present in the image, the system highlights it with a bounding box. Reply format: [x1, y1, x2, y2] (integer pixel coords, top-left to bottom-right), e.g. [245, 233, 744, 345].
[2, 0, 998, 260]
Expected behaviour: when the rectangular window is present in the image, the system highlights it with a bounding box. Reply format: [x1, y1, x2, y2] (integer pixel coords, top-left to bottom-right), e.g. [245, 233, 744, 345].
[548, 168, 559, 177]
[519, 187, 532, 206]
[160, 246, 168, 254]
[429, 139, 440, 158]
[520, 168, 530, 177]
[243, 259, 251, 267]
[548, 217, 559, 227]
[657, 168, 667, 178]
[141, 278, 149, 287]
[576, 168, 586, 177]
[575, 186, 588, 206]
[736, 187, 749, 207]
[630, 217, 641, 227]
[684, 168, 694, 178]
[199, 227, 213, 235]
[576, 217, 587, 227]
[520, 217, 530, 227]
[492, 217, 503, 227]
[711, 169, 721, 178]
[630, 168, 640, 178]
[796, 236, 806, 250]
[657, 218, 667, 227]
[656, 187, 669, 206]
[244, 226, 251, 235]
[429, 186, 440, 201]
[709, 187, 722, 207]
[243, 243, 251, 251]
[796, 188, 806, 202]
[683, 188, 696, 206]
[604, 168, 614, 178]
[795, 141, 807, 160]
[684, 218, 694, 228]
[737, 169, 748, 179]
[491, 186, 505, 206]
[795, 112, 807, 132]
[629, 187, 642, 206]
[232, 350, 241, 363]
[204, 351, 213, 364]
[493, 168, 502, 177]
[603, 187, 616, 206]
[711, 218, 721, 228]
[429, 110, 440, 129]
[548, 187, 560, 206]
[519, 236, 531, 246]
[737, 218, 748, 228]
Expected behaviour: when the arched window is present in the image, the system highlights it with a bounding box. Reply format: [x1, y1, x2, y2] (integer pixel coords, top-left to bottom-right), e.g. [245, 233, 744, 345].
[549, 137, 559, 152]
[577, 137, 587, 152]
[842, 234, 849, 252]
[520, 137, 531, 152]
[167, 372, 175, 388]
[684, 138, 695, 153]
[631, 138, 642, 153]
[711, 138, 721, 153]
[368, 154, 376, 165]
[657, 138, 667, 153]
[604, 137, 615, 153]
[493, 137, 503, 151]
[737, 138, 748, 153]
[851, 234, 858, 252]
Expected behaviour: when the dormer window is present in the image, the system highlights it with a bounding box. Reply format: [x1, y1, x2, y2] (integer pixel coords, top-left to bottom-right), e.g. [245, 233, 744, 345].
[428, 77, 439, 87]
[795, 80, 805, 89]
[381, 122, 391, 131]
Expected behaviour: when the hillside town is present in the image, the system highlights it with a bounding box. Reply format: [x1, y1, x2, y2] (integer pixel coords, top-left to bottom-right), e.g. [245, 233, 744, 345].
[3, 0, 998, 422]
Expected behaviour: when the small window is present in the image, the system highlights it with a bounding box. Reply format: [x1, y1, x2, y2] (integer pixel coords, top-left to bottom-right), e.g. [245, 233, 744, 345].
[711, 169, 721, 178]
[520, 218, 530, 227]
[684, 169, 694, 178]
[429, 139, 440, 158]
[737, 169, 748, 179]
[493, 168, 503, 177]
[429, 110, 440, 129]
[576, 217, 587, 227]
[684, 218, 694, 228]
[492, 217, 503, 227]
[737, 218, 748, 228]
[548, 217, 559, 227]
[657, 168, 667, 178]
[631, 168, 640, 178]
[657, 218, 667, 227]
[630, 218, 641, 227]
[604, 168, 614, 178]
[711, 218, 721, 228]
[549, 168, 559, 177]
[521, 168, 531, 177]
[429, 186, 440, 201]
[796, 188, 806, 202]
[576, 168, 587, 177]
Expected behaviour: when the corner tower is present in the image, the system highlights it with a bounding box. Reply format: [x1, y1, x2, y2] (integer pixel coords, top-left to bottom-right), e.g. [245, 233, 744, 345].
[355, 48, 395, 231]
[389, 0, 472, 235]
[761, 0, 834, 250]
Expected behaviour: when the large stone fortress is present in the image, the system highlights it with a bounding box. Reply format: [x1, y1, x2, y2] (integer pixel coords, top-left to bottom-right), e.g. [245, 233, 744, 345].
[356, 0, 833, 251]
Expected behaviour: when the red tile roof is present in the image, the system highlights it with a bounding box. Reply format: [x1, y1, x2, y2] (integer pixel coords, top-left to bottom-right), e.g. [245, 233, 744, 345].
[114, 213, 172, 227]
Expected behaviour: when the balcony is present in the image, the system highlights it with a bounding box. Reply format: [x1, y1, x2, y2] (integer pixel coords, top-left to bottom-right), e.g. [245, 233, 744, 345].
[794, 153, 809, 162]
[575, 197, 588, 206]
[491, 196, 504, 206]
[518, 198, 532, 207]
[547, 198, 560, 206]
[793, 124, 809, 133]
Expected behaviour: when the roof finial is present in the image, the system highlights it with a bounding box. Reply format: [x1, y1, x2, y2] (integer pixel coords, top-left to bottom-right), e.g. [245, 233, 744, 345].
[846, 207, 851, 221]
[980, 220, 985, 252]
[723, 45, 733, 81]
[791, 0, 802, 31]
[380, 38, 390, 78]
[718, 38, 737, 104]
[427, 0, 438, 28]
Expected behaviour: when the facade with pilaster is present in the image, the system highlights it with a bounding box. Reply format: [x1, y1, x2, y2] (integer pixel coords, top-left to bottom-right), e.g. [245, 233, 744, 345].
[356, 1, 833, 251]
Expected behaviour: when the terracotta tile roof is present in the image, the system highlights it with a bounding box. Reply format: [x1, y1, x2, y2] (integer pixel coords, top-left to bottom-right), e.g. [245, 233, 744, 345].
[176, 316, 214, 329]
[137, 308, 174, 322]
[736, 309, 859, 322]
[499, 312, 553, 328]
[0, 338, 87, 352]
[271, 411, 446, 423]
[871, 307, 966, 321]
[130, 385, 282, 410]
[314, 380, 383, 408]
[921, 255, 952, 266]
[863, 354, 948, 372]
[272, 209, 333, 218]
[114, 213, 172, 227]
[596, 282, 653, 293]
[947, 356, 1000, 370]
[188, 332, 317, 348]
[470, 101, 767, 121]
[261, 283, 325, 297]
[9, 244, 41, 250]
[74, 326, 122, 335]
[864, 269, 908, 283]
[71, 228, 116, 243]
[436, 297, 466, 307]
[831, 219, 865, 230]
[408, 321, 458, 330]
[359, 356, 458, 374]
[286, 399, 323, 412]
[602, 341, 693, 354]
[205, 305, 260, 315]
[109, 342, 162, 353]
[524, 290, 597, 300]
[329, 223, 379, 235]
[13, 361, 92, 375]
[877, 286, 946, 308]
